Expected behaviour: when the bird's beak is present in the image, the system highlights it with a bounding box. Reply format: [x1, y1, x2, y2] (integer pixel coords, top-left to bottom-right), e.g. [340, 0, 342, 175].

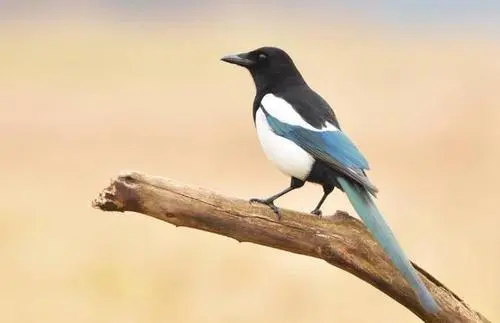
[220, 52, 255, 67]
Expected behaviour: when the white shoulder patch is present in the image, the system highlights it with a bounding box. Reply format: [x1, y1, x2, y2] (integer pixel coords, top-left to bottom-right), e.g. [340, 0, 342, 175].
[261, 93, 339, 132]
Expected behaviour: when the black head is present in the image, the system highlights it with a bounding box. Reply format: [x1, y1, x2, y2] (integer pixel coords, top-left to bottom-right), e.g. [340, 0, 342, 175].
[221, 46, 306, 92]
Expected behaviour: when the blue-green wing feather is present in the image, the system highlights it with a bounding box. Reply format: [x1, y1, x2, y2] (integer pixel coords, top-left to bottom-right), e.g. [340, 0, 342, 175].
[262, 108, 378, 195]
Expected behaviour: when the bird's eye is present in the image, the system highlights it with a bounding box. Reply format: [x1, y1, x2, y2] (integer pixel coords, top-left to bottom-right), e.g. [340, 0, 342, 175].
[258, 53, 267, 61]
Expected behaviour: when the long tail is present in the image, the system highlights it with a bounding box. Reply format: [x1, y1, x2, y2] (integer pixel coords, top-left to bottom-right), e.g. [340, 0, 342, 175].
[337, 177, 439, 313]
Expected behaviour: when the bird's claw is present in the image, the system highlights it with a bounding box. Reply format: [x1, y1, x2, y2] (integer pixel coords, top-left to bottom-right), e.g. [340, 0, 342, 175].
[250, 198, 281, 220]
[311, 209, 322, 217]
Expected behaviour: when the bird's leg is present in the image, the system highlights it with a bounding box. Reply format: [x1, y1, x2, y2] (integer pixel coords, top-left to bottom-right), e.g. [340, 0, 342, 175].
[250, 177, 304, 219]
[311, 185, 334, 216]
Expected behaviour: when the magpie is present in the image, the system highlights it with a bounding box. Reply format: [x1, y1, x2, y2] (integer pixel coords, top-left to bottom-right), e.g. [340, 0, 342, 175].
[221, 46, 439, 313]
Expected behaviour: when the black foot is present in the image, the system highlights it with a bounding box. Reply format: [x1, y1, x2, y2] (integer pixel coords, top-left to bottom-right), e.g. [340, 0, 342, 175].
[250, 198, 281, 219]
[311, 209, 322, 216]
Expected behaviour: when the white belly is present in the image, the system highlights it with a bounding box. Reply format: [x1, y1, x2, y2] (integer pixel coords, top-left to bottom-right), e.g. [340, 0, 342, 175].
[255, 108, 314, 180]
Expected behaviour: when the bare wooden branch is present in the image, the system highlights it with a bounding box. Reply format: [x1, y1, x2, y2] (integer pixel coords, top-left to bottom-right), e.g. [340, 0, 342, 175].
[92, 171, 489, 323]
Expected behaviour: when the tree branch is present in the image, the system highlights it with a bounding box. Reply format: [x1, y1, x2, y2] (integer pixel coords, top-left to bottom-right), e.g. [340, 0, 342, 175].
[92, 171, 489, 323]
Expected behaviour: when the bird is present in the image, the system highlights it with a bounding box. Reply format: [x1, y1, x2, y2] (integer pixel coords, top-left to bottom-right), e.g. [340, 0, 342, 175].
[221, 46, 439, 313]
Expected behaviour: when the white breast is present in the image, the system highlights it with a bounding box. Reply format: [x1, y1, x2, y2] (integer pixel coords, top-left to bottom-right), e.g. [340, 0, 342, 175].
[255, 107, 315, 180]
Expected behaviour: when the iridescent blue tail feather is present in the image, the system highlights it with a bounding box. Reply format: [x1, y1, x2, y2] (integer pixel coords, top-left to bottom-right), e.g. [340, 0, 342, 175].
[337, 177, 439, 313]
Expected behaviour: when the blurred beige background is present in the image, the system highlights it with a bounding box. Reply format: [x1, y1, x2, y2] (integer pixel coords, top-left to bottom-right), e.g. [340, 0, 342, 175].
[1, 7, 499, 323]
